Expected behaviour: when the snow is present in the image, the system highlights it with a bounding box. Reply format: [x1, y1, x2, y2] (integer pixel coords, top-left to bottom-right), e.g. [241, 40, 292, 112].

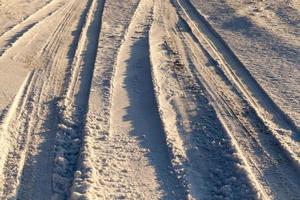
[0, 0, 299, 199]
[191, 0, 300, 129]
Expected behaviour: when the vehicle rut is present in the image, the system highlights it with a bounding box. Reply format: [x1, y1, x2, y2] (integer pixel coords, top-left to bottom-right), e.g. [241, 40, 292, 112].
[0, 0, 67, 58]
[174, 0, 300, 166]
[0, 0, 96, 198]
[52, 0, 105, 198]
[169, 0, 300, 198]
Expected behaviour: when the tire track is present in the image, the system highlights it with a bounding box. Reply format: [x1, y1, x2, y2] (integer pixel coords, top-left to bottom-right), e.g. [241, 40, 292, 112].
[0, 0, 80, 195]
[0, 0, 297, 199]
[151, 1, 259, 199]
[174, 0, 300, 167]
[71, 0, 184, 199]
[68, 0, 142, 198]
[0, 70, 35, 187]
[0, 0, 53, 36]
[0, 0, 93, 198]
[52, 0, 105, 198]
[0, 0, 78, 192]
[169, 0, 300, 199]
[88, 0, 143, 139]
[0, 0, 66, 57]
[177, 18, 300, 199]
[15, 0, 99, 198]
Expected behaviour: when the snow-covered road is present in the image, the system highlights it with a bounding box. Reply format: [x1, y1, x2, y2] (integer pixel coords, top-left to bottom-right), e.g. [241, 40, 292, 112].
[0, 0, 299, 199]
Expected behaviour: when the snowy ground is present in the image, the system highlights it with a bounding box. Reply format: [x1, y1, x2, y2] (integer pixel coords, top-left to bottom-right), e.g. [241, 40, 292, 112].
[191, 0, 300, 129]
[0, 0, 299, 199]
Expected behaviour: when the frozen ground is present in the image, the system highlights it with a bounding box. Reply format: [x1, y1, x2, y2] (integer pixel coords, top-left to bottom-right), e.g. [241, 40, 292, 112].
[0, 0, 299, 199]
